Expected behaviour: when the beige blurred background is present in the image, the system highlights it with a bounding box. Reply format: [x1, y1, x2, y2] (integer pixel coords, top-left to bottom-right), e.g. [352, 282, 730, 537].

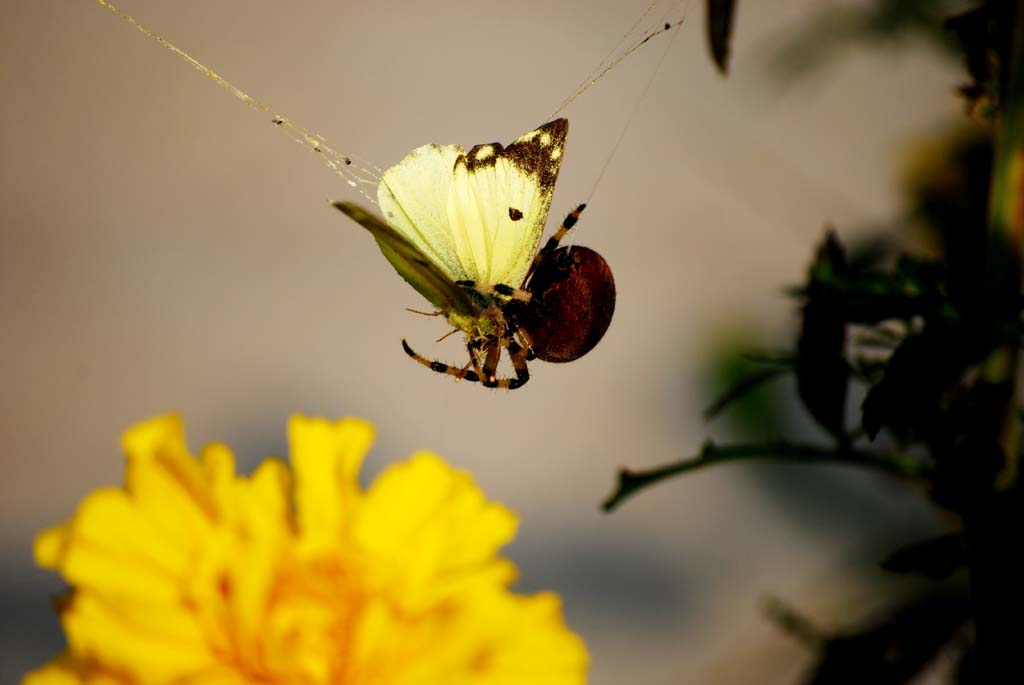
[2, 1, 965, 682]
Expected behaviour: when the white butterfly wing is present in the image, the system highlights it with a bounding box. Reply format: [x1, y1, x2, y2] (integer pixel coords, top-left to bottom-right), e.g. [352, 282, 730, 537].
[374, 119, 568, 289]
[377, 143, 465, 282]
[448, 119, 568, 287]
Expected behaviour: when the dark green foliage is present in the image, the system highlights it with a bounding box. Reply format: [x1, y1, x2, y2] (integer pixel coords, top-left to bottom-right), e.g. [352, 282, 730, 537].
[702, 355, 789, 423]
[772, 0, 965, 78]
[605, 1, 1024, 682]
[796, 232, 849, 439]
[706, 0, 736, 74]
[909, 133, 991, 312]
[860, 324, 984, 442]
[800, 596, 972, 685]
[947, 2, 1017, 114]
[765, 594, 973, 685]
[881, 533, 966, 578]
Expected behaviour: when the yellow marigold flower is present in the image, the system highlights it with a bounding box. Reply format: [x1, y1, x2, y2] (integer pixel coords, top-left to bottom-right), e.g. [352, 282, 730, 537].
[24, 415, 587, 685]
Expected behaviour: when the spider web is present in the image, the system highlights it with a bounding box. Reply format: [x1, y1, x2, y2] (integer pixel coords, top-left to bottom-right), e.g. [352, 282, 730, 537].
[94, 0, 382, 205]
[93, 0, 687, 210]
[549, 0, 691, 119]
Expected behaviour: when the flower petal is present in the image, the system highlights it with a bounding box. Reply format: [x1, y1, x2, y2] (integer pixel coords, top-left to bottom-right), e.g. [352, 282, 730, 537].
[33, 525, 68, 569]
[289, 415, 374, 551]
[62, 592, 210, 681]
[123, 416, 217, 543]
[27, 414, 586, 685]
[355, 452, 518, 609]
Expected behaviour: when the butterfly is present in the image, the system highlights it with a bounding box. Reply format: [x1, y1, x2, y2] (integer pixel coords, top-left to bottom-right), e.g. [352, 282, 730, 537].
[334, 119, 615, 389]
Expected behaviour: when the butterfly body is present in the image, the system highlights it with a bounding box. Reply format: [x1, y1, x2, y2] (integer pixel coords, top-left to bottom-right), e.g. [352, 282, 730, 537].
[334, 119, 615, 389]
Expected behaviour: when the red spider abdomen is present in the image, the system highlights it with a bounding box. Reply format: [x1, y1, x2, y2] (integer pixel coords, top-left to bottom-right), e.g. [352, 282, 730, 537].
[524, 246, 616, 363]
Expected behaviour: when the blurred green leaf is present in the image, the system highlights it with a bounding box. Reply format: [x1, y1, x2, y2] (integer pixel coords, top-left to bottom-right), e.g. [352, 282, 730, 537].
[861, 326, 970, 441]
[882, 533, 966, 578]
[946, 3, 1014, 116]
[860, 315, 1003, 442]
[773, 0, 964, 79]
[800, 595, 971, 684]
[706, 0, 736, 74]
[905, 131, 992, 310]
[703, 365, 788, 421]
[796, 231, 850, 438]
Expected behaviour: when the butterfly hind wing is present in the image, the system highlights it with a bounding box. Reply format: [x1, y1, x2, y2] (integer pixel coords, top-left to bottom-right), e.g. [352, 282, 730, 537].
[333, 201, 478, 318]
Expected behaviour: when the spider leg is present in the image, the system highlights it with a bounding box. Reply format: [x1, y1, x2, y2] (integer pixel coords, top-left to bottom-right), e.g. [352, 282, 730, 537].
[478, 332, 530, 390]
[465, 339, 486, 380]
[401, 339, 480, 383]
[507, 319, 537, 361]
[526, 203, 587, 281]
[480, 337, 502, 387]
[503, 338, 531, 389]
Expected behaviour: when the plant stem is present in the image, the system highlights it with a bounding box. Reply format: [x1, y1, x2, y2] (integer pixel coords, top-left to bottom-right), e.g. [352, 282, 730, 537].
[966, 2, 1024, 679]
[602, 440, 929, 512]
[981, 3, 1024, 481]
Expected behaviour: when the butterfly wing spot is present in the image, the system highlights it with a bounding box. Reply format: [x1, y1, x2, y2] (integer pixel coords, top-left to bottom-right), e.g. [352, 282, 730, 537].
[464, 143, 503, 171]
[446, 119, 569, 286]
[504, 119, 567, 191]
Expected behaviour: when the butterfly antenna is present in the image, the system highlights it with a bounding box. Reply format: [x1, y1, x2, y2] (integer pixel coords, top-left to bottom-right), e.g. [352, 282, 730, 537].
[93, 0, 381, 204]
[549, 0, 689, 118]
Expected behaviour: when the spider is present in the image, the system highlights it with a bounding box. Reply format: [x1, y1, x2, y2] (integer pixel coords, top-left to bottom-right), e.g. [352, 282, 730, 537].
[334, 118, 615, 389]
[400, 203, 616, 389]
